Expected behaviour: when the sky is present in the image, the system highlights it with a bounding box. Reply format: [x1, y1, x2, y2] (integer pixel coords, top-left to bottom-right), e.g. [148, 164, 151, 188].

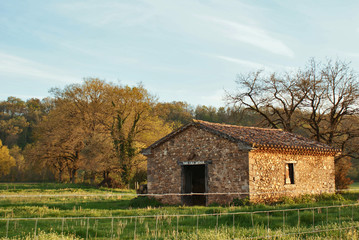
[1, 0, 359, 107]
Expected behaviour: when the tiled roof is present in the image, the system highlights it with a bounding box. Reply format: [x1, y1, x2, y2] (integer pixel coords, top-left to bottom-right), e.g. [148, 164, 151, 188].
[142, 119, 340, 154]
[193, 120, 339, 152]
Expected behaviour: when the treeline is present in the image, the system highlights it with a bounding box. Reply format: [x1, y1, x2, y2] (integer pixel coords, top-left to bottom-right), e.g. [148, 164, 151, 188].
[0, 87, 263, 186]
[0, 58, 358, 188]
[0, 97, 53, 181]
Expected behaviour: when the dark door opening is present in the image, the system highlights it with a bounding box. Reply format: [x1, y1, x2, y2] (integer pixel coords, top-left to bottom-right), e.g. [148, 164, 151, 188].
[182, 165, 206, 206]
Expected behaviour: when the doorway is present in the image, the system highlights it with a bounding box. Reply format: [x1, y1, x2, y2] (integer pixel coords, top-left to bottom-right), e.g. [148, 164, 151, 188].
[182, 164, 207, 206]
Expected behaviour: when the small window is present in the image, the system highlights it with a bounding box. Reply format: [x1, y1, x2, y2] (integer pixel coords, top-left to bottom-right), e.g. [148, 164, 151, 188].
[285, 163, 295, 184]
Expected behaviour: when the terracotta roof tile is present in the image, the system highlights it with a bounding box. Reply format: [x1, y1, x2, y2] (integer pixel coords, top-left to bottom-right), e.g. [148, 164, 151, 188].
[193, 120, 338, 152]
[142, 120, 340, 154]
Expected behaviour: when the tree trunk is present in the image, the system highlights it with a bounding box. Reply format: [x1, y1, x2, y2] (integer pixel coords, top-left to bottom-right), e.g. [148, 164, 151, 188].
[68, 168, 73, 183]
[58, 170, 63, 182]
[98, 170, 112, 187]
[90, 172, 95, 185]
[71, 168, 77, 183]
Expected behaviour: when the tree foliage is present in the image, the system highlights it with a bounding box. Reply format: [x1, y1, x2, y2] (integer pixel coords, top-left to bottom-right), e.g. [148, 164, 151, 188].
[28, 79, 172, 186]
[1, 59, 358, 188]
[0, 140, 16, 177]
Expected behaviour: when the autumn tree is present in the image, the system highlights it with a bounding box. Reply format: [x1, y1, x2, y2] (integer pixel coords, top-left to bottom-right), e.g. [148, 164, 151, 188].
[32, 78, 171, 187]
[107, 85, 172, 186]
[5, 146, 25, 181]
[155, 101, 193, 128]
[0, 140, 16, 177]
[28, 103, 85, 183]
[0, 97, 50, 148]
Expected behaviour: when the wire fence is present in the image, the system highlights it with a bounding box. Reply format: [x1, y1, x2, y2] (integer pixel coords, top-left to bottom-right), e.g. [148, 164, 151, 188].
[1, 203, 359, 239]
[0, 188, 356, 199]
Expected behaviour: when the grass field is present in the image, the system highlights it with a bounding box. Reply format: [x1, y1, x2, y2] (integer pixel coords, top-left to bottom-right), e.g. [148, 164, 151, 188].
[0, 183, 358, 239]
[351, 182, 359, 190]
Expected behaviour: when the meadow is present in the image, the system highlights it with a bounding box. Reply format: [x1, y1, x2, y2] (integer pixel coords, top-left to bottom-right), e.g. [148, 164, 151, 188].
[0, 183, 358, 239]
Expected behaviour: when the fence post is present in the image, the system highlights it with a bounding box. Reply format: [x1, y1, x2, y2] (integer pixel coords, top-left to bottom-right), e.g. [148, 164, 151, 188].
[196, 215, 199, 239]
[339, 206, 341, 239]
[297, 209, 300, 237]
[326, 207, 328, 238]
[134, 216, 137, 240]
[6, 219, 9, 238]
[86, 217, 89, 240]
[352, 204, 354, 221]
[34, 218, 38, 239]
[352, 205, 354, 234]
[176, 215, 179, 240]
[312, 208, 315, 232]
[61, 218, 65, 238]
[267, 212, 270, 239]
[232, 214, 235, 239]
[155, 215, 158, 240]
[216, 214, 219, 236]
[282, 210, 285, 233]
[111, 217, 114, 240]
[251, 213, 254, 228]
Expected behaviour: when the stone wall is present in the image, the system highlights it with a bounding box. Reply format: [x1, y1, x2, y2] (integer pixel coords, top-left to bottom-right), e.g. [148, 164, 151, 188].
[248, 150, 335, 203]
[147, 125, 336, 205]
[147, 125, 249, 205]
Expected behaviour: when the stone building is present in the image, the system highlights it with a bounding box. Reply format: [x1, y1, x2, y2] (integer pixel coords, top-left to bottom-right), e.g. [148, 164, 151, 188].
[142, 120, 340, 205]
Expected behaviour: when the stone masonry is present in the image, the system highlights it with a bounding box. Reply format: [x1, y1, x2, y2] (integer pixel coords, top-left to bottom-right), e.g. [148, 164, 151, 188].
[146, 125, 249, 205]
[143, 120, 338, 205]
[248, 150, 335, 203]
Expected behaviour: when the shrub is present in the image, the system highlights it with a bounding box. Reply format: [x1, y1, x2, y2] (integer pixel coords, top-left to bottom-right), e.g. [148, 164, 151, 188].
[129, 196, 163, 208]
[316, 193, 344, 201]
[208, 202, 221, 207]
[280, 196, 296, 205]
[296, 194, 316, 203]
[232, 197, 251, 206]
[280, 193, 345, 205]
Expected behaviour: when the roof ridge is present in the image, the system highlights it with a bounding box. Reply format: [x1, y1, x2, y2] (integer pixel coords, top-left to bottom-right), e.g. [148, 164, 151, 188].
[142, 119, 340, 156]
[193, 119, 283, 131]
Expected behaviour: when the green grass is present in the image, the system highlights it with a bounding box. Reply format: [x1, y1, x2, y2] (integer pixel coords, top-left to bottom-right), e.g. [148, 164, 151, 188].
[0, 183, 358, 239]
[0, 182, 131, 194]
[351, 182, 359, 190]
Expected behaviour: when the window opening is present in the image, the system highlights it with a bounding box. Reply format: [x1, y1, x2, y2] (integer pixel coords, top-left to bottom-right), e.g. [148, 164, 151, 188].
[285, 163, 295, 184]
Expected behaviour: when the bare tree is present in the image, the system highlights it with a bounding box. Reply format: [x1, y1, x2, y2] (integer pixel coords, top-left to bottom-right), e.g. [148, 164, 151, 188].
[227, 58, 359, 189]
[227, 69, 310, 132]
[303, 59, 359, 155]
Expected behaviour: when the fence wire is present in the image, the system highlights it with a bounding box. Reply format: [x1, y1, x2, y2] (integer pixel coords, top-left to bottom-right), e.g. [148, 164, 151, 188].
[0, 188, 356, 199]
[1, 203, 358, 239]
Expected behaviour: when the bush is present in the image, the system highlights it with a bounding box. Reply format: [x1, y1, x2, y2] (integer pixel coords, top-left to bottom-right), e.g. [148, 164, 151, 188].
[232, 197, 251, 206]
[280, 193, 345, 205]
[129, 196, 163, 208]
[316, 193, 344, 201]
[281, 196, 296, 205]
[208, 202, 221, 207]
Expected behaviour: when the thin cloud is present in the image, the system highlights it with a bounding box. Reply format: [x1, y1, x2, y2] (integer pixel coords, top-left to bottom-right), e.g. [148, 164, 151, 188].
[0, 52, 79, 84]
[55, 1, 155, 27]
[216, 55, 272, 71]
[200, 16, 294, 58]
[214, 55, 298, 74]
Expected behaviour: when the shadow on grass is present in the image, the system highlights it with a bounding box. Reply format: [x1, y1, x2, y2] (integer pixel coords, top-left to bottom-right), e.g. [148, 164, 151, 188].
[0, 182, 134, 194]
